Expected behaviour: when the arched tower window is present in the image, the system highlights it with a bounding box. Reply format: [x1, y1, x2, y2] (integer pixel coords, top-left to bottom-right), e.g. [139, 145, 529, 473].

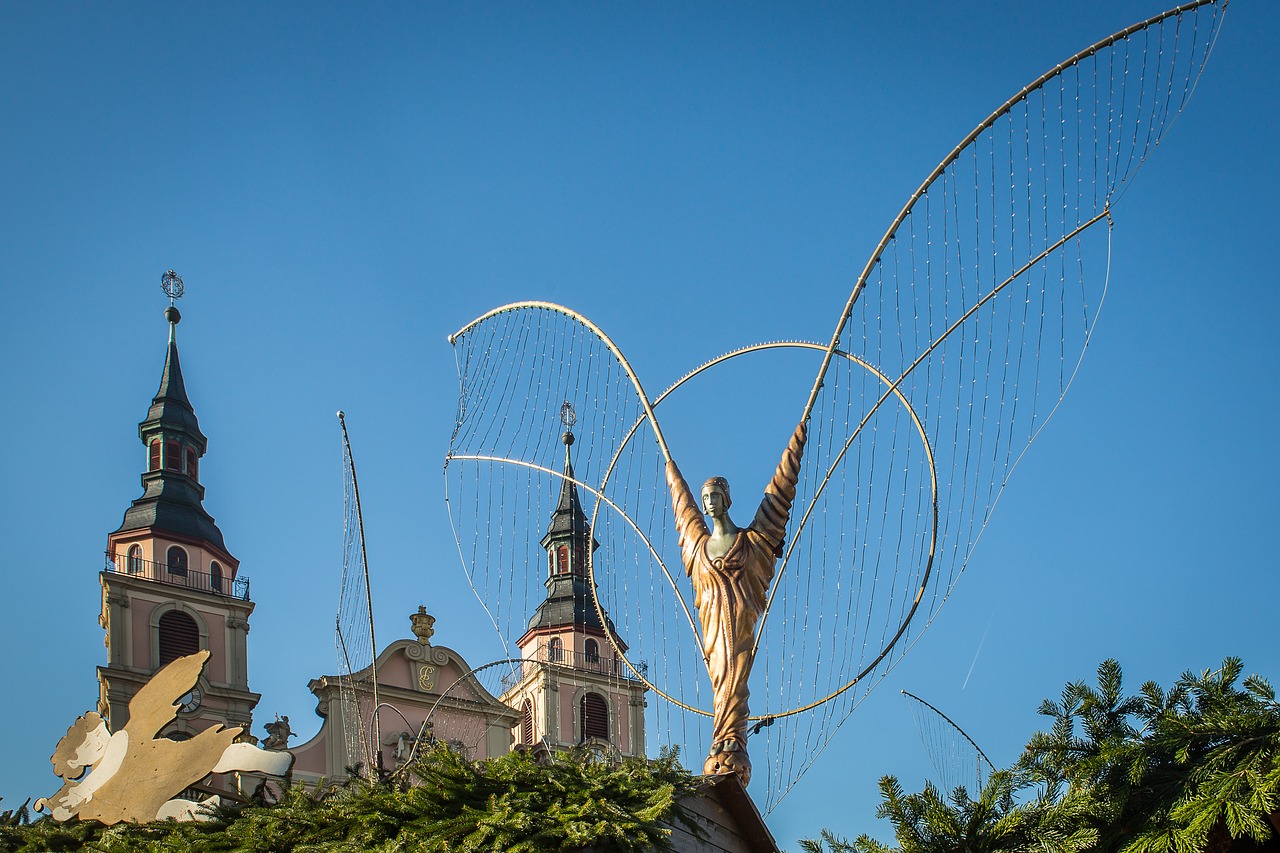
[149, 440, 161, 471]
[166, 546, 188, 577]
[185, 448, 198, 481]
[581, 692, 609, 740]
[164, 441, 181, 471]
[127, 545, 143, 574]
[548, 637, 563, 662]
[573, 545, 586, 576]
[521, 700, 534, 746]
[584, 638, 600, 664]
[210, 561, 223, 593]
[556, 545, 570, 575]
[157, 610, 200, 666]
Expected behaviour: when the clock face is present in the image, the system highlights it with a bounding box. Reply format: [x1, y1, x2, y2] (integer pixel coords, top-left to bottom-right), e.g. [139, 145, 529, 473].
[178, 687, 202, 714]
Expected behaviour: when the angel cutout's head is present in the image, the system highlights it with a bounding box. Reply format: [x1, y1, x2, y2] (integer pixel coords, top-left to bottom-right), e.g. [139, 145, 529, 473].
[701, 477, 731, 518]
[51, 712, 110, 780]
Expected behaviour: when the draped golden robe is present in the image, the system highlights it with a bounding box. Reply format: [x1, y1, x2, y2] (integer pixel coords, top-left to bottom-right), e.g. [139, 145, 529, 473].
[666, 422, 805, 784]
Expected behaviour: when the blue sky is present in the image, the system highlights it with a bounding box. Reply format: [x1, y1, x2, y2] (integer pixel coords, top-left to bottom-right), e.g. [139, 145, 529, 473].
[2, 1, 1277, 846]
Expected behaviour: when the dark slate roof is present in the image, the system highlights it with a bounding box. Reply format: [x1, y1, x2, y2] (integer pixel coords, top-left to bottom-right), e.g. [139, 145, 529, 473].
[526, 575, 611, 633]
[139, 336, 205, 446]
[541, 458, 591, 546]
[113, 318, 226, 552]
[113, 473, 229, 551]
[528, 434, 611, 633]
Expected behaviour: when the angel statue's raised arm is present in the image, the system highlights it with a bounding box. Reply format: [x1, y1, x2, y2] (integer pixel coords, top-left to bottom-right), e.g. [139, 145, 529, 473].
[665, 423, 806, 783]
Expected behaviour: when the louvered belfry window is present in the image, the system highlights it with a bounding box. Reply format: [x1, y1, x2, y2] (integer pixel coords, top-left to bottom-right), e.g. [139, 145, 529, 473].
[521, 700, 534, 746]
[581, 692, 608, 740]
[158, 610, 199, 666]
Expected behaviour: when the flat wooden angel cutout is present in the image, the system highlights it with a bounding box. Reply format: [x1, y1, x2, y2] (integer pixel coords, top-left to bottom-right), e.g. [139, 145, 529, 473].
[36, 650, 293, 824]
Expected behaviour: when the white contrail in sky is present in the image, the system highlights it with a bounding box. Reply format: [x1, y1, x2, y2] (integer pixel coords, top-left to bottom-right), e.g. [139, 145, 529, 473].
[962, 614, 996, 690]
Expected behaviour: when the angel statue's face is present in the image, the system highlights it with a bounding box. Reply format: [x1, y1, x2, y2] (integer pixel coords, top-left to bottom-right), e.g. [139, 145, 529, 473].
[701, 483, 730, 518]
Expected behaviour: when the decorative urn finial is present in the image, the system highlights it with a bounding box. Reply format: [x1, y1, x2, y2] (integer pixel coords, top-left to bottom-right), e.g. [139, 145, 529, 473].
[410, 606, 436, 645]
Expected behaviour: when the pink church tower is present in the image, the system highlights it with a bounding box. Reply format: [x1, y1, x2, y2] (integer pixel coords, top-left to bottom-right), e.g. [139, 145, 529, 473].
[98, 276, 260, 740]
[500, 415, 648, 759]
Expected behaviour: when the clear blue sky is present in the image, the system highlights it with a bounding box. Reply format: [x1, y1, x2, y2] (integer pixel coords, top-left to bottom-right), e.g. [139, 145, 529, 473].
[2, 2, 1276, 847]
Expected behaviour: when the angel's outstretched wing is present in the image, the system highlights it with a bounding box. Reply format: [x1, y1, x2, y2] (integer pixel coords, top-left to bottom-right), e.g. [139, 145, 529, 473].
[744, 0, 1227, 809]
[446, 303, 717, 759]
[123, 650, 210, 739]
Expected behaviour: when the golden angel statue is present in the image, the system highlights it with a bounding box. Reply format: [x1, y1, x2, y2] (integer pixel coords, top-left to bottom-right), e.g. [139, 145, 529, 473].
[665, 424, 805, 782]
[442, 0, 1229, 810]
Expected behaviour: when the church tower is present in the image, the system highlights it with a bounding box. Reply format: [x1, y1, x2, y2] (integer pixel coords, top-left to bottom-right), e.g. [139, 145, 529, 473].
[500, 411, 648, 759]
[98, 275, 259, 740]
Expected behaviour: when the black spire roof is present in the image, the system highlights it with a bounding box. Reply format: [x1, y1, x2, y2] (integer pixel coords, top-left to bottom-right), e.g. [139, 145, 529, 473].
[539, 433, 591, 549]
[140, 309, 206, 445]
[112, 306, 228, 552]
[525, 430, 611, 636]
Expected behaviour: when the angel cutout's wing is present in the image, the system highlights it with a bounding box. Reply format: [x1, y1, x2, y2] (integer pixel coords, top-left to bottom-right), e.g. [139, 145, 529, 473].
[123, 650, 212, 739]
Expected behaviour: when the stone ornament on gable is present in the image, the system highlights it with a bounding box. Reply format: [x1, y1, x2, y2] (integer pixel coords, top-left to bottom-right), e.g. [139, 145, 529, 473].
[410, 606, 435, 644]
[405, 608, 449, 668]
[34, 650, 293, 825]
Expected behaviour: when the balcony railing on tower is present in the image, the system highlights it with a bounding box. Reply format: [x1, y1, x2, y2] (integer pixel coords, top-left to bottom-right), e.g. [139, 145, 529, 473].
[501, 642, 648, 690]
[103, 551, 251, 600]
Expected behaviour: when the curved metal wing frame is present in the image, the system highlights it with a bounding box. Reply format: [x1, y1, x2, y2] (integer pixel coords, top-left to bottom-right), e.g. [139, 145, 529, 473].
[336, 412, 379, 772]
[800, 0, 1226, 426]
[449, 451, 707, 709]
[448, 301, 696, 712]
[902, 689, 995, 788]
[388, 657, 527, 776]
[590, 340, 935, 720]
[449, 301, 672, 461]
[753, 214, 1108, 714]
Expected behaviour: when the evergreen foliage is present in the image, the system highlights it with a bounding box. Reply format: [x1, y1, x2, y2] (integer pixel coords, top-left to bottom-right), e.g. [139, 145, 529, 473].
[0, 745, 700, 853]
[805, 658, 1280, 853]
[0, 801, 28, 829]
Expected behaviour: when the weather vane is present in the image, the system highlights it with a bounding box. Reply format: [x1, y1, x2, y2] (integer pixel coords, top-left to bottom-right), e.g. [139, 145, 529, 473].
[559, 401, 577, 429]
[160, 270, 184, 306]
